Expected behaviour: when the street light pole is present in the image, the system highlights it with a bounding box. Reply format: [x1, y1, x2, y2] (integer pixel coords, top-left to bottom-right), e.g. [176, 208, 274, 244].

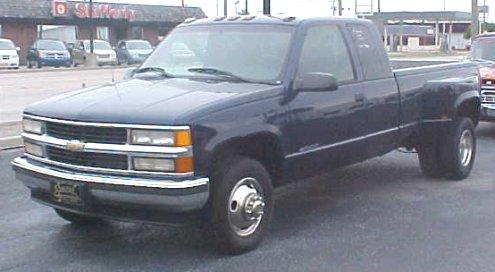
[472, 0, 479, 39]
[263, 0, 270, 15]
[378, 0, 381, 13]
[245, 0, 248, 15]
[89, 0, 94, 54]
[224, 0, 227, 16]
[338, 0, 342, 16]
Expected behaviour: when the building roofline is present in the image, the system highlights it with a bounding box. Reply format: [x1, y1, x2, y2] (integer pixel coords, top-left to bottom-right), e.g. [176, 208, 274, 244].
[365, 11, 472, 22]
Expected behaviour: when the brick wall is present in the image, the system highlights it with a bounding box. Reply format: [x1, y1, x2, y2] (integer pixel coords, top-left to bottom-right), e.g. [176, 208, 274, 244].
[1, 22, 37, 65]
[143, 27, 159, 46]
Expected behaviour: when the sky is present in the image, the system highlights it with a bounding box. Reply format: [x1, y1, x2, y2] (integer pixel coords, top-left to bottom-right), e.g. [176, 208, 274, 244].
[82, 0, 492, 21]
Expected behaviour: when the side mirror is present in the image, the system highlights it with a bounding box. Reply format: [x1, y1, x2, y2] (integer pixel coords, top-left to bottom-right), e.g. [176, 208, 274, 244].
[295, 73, 338, 92]
[16, 47, 20, 51]
[123, 67, 138, 80]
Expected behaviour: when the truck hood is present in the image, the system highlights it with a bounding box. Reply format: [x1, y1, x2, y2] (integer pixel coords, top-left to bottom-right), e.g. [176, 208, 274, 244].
[24, 78, 273, 125]
[88, 49, 115, 55]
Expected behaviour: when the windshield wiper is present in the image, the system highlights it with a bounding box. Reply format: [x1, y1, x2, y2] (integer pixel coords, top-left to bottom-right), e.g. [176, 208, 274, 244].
[133, 67, 173, 78]
[187, 67, 251, 83]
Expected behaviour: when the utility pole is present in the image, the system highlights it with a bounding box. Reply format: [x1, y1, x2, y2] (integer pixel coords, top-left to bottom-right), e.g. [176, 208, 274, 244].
[482, 0, 486, 33]
[472, 0, 479, 39]
[263, 0, 270, 15]
[181, 0, 185, 7]
[338, 0, 343, 16]
[245, 0, 248, 14]
[224, 0, 227, 16]
[377, 0, 381, 13]
[89, 0, 94, 54]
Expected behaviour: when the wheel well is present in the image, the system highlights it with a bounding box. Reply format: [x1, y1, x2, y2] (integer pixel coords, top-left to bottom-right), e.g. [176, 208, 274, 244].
[211, 134, 284, 186]
[458, 99, 480, 125]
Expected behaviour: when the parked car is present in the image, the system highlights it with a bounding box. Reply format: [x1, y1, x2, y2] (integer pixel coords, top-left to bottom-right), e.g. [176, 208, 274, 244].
[27, 39, 71, 68]
[116, 39, 153, 65]
[72, 40, 117, 66]
[13, 16, 480, 254]
[469, 34, 495, 121]
[0, 38, 19, 69]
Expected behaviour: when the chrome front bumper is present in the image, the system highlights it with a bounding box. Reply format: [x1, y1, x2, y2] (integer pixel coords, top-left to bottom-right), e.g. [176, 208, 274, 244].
[12, 157, 210, 217]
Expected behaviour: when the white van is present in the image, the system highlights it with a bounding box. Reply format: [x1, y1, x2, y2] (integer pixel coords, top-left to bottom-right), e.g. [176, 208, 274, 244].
[0, 38, 20, 69]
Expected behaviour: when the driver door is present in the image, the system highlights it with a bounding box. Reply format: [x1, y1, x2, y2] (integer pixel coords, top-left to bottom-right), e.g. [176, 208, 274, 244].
[285, 24, 368, 180]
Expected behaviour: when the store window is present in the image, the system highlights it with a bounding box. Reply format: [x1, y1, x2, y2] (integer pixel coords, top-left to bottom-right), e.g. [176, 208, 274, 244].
[97, 27, 109, 40]
[36, 25, 77, 43]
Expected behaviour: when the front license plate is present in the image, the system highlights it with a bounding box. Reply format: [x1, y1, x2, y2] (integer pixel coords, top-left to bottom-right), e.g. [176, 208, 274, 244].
[51, 182, 85, 206]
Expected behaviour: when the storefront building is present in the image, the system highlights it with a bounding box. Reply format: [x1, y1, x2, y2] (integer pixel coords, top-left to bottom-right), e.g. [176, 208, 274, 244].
[0, 0, 206, 64]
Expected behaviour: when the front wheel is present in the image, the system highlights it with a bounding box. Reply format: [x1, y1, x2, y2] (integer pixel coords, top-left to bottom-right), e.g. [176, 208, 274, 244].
[54, 209, 102, 225]
[206, 156, 273, 255]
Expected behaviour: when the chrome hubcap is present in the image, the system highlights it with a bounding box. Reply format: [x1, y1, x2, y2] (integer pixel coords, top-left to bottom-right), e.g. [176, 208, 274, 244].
[459, 129, 474, 167]
[228, 177, 265, 237]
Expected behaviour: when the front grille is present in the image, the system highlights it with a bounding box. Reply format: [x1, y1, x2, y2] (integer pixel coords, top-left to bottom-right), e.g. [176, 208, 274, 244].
[46, 122, 127, 144]
[1, 55, 9, 60]
[46, 146, 128, 170]
[481, 90, 495, 104]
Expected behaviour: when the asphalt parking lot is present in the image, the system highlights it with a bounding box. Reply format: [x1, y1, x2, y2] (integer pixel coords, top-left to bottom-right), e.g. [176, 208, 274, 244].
[1, 123, 495, 271]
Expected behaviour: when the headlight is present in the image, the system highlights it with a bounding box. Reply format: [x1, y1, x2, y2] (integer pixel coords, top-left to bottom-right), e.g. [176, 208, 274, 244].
[133, 157, 175, 172]
[11, 55, 18, 59]
[132, 157, 193, 173]
[130, 129, 191, 146]
[24, 142, 43, 157]
[22, 119, 43, 134]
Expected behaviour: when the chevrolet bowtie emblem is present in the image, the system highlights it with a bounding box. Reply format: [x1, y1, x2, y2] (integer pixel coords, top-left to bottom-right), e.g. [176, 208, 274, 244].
[66, 140, 85, 152]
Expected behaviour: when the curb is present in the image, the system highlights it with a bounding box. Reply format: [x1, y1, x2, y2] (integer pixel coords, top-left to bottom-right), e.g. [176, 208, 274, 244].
[0, 136, 22, 151]
[0, 65, 132, 75]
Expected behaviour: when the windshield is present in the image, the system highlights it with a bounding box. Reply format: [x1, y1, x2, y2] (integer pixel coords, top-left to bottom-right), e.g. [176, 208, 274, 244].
[141, 24, 294, 83]
[37, 40, 66, 50]
[471, 38, 495, 61]
[127, 40, 152, 50]
[0, 40, 15, 50]
[85, 41, 111, 50]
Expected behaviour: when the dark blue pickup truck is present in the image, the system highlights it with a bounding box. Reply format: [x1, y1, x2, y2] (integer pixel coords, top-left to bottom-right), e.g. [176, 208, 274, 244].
[12, 16, 480, 254]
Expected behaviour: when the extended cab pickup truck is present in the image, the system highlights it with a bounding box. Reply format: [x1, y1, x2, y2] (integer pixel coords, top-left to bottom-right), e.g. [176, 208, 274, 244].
[12, 16, 480, 254]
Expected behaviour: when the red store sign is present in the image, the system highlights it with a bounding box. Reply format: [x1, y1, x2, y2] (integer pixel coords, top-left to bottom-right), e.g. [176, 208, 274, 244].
[74, 3, 137, 21]
[52, 0, 69, 17]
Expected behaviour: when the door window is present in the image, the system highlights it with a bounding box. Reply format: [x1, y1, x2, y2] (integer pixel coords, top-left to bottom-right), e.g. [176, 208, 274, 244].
[298, 25, 355, 83]
[346, 24, 392, 80]
[97, 27, 109, 40]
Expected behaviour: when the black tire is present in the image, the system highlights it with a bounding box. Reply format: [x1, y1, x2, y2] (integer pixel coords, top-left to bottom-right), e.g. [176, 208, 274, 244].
[418, 136, 446, 178]
[27, 60, 32, 69]
[418, 117, 476, 180]
[36, 61, 42, 69]
[206, 156, 274, 255]
[54, 209, 101, 225]
[441, 118, 476, 180]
